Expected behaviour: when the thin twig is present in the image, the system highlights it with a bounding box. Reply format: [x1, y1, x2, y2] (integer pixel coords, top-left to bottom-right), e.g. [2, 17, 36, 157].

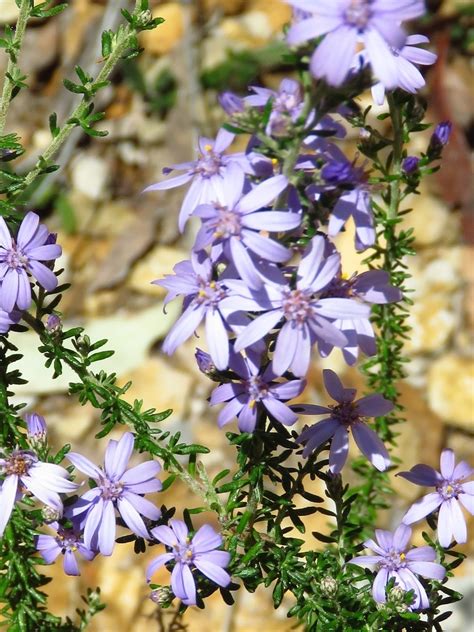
[0, 0, 31, 135]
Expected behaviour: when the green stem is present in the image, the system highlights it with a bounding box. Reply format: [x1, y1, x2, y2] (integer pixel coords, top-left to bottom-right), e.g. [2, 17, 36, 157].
[0, 0, 31, 136]
[387, 93, 404, 220]
[12, 0, 143, 197]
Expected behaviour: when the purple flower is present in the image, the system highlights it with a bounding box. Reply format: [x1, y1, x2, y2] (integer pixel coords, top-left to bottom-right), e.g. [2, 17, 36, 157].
[296, 369, 392, 472]
[155, 251, 243, 370]
[210, 350, 306, 432]
[0, 450, 78, 537]
[144, 129, 253, 231]
[286, 0, 426, 88]
[318, 268, 402, 365]
[398, 449, 474, 548]
[193, 165, 297, 289]
[402, 156, 420, 174]
[67, 433, 161, 556]
[369, 35, 437, 105]
[349, 524, 445, 610]
[36, 521, 95, 576]
[245, 78, 309, 136]
[0, 212, 61, 313]
[147, 519, 231, 606]
[232, 236, 370, 377]
[218, 92, 245, 115]
[25, 413, 47, 442]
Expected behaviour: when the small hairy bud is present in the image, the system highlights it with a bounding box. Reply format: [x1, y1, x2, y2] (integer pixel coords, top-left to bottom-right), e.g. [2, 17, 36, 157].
[149, 586, 173, 607]
[320, 576, 338, 597]
[137, 10, 153, 27]
[42, 506, 62, 523]
[388, 585, 410, 612]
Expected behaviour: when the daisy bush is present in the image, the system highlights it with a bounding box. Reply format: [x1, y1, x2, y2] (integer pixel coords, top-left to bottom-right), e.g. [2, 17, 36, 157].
[0, 1, 470, 631]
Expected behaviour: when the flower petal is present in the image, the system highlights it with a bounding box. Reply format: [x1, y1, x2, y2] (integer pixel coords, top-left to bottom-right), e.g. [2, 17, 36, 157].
[402, 492, 443, 525]
[328, 425, 349, 473]
[351, 422, 390, 471]
[146, 553, 174, 582]
[192, 524, 222, 553]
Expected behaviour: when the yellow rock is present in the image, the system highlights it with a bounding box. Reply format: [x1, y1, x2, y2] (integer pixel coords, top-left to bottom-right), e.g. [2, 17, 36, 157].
[140, 3, 184, 56]
[428, 355, 474, 431]
[247, 0, 292, 32]
[404, 295, 459, 354]
[401, 190, 459, 247]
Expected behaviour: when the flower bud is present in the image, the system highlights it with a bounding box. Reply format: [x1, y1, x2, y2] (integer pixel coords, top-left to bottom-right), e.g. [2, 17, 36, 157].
[42, 505, 62, 523]
[320, 576, 338, 597]
[46, 314, 62, 333]
[432, 121, 452, 147]
[25, 413, 47, 442]
[402, 156, 419, 175]
[388, 585, 410, 612]
[195, 348, 226, 382]
[149, 586, 173, 606]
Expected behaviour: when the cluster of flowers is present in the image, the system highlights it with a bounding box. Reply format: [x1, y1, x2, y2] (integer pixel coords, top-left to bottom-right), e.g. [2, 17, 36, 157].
[140, 2, 466, 610]
[287, 0, 437, 101]
[0, 416, 230, 605]
[0, 0, 463, 614]
[1, 414, 471, 610]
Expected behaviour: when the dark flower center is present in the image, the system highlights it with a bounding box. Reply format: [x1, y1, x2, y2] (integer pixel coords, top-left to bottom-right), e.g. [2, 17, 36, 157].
[212, 205, 242, 239]
[320, 274, 354, 299]
[99, 476, 123, 501]
[282, 289, 314, 326]
[195, 279, 226, 308]
[196, 144, 223, 178]
[331, 401, 360, 426]
[436, 480, 463, 500]
[345, 0, 372, 30]
[56, 528, 81, 553]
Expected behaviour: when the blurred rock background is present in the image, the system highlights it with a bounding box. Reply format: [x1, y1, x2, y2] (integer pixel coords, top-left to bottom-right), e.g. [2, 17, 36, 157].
[0, 0, 473, 630]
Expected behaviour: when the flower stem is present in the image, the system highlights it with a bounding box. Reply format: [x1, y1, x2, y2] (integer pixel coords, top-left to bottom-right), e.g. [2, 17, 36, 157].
[0, 0, 32, 136]
[11, 0, 144, 198]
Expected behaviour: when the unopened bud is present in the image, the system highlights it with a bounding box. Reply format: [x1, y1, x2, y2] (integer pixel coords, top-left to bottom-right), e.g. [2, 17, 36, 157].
[431, 121, 452, 147]
[137, 10, 153, 26]
[389, 585, 410, 612]
[25, 413, 47, 443]
[402, 156, 419, 175]
[42, 505, 62, 523]
[320, 576, 338, 597]
[46, 314, 62, 333]
[149, 586, 173, 606]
